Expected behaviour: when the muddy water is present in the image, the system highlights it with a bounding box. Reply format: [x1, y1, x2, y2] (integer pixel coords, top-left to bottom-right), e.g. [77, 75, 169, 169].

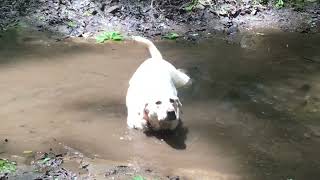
[1, 30, 320, 179]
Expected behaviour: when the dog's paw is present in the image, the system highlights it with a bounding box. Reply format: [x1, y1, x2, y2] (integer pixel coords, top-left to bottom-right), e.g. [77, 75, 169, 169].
[127, 119, 148, 130]
[127, 120, 136, 129]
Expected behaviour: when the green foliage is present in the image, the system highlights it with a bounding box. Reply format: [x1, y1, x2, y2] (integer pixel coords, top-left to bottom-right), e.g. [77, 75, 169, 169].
[0, 159, 17, 174]
[163, 32, 180, 40]
[23, 150, 33, 154]
[83, 11, 92, 16]
[257, 0, 269, 5]
[67, 21, 77, 28]
[184, 0, 199, 11]
[132, 175, 146, 180]
[5, 21, 28, 32]
[275, 0, 285, 8]
[38, 16, 45, 21]
[41, 157, 51, 164]
[95, 31, 124, 43]
[290, 0, 307, 10]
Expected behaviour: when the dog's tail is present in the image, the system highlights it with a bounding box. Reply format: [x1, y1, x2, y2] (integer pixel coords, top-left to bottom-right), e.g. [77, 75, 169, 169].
[132, 36, 163, 60]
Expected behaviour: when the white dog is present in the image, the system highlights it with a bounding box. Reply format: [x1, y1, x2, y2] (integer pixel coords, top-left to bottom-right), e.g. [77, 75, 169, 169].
[126, 36, 191, 131]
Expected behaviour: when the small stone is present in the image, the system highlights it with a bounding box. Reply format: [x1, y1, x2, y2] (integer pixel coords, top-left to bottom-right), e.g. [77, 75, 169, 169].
[227, 25, 238, 35]
[92, 10, 98, 15]
[106, 5, 120, 14]
[251, 9, 258, 15]
[191, 33, 199, 36]
[231, 9, 241, 18]
[169, 176, 180, 180]
[300, 84, 311, 92]
[195, 4, 205, 10]
[82, 163, 89, 169]
[82, 32, 92, 38]
[304, 133, 311, 138]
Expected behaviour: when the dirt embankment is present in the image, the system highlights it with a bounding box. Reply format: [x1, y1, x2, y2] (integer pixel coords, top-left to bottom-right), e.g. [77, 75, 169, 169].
[0, 0, 319, 40]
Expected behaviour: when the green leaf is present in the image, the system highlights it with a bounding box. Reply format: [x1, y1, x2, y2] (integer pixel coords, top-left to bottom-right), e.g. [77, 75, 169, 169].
[275, 0, 284, 8]
[67, 21, 77, 28]
[41, 157, 51, 164]
[95, 31, 124, 43]
[23, 150, 33, 154]
[132, 175, 145, 180]
[83, 11, 92, 17]
[184, 0, 198, 11]
[184, 5, 194, 11]
[0, 159, 17, 174]
[96, 36, 107, 43]
[163, 32, 180, 40]
[112, 36, 124, 41]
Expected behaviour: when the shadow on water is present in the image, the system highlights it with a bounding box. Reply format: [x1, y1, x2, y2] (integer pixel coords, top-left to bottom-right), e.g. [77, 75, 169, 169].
[0, 28, 89, 65]
[159, 32, 320, 179]
[144, 121, 189, 150]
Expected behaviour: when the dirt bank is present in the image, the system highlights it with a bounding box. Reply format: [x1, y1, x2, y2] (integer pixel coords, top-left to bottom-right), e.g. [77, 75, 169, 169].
[1, 147, 181, 180]
[0, 0, 319, 40]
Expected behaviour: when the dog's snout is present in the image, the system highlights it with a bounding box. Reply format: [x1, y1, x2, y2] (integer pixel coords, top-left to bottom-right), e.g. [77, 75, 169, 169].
[167, 111, 176, 121]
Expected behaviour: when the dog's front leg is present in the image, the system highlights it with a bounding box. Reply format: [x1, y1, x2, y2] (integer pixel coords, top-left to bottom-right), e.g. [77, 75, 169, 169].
[127, 108, 148, 130]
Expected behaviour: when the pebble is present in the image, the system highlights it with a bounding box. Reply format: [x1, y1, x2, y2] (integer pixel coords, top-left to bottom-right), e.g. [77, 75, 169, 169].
[304, 133, 311, 138]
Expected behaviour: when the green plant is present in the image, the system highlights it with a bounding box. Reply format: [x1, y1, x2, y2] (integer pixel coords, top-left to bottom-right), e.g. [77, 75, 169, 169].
[132, 175, 145, 180]
[67, 21, 77, 28]
[291, 0, 306, 10]
[6, 21, 28, 32]
[38, 16, 45, 21]
[184, 0, 199, 11]
[163, 32, 180, 40]
[0, 159, 17, 174]
[41, 157, 51, 164]
[275, 0, 284, 8]
[83, 11, 92, 16]
[95, 31, 124, 43]
[184, 0, 213, 11]
[23, 150, 33, 154]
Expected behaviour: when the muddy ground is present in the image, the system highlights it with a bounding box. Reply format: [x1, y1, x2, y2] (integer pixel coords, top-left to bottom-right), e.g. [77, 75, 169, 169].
[1, 148, 180, 180]
[0, 0, 319, 40]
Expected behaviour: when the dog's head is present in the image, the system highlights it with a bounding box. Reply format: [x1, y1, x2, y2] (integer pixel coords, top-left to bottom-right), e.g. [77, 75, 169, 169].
[143, 96, 182, 130]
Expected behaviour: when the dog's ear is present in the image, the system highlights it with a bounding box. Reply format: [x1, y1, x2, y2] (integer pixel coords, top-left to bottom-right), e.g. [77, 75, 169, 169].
[175, 99, 182, 107]
[144, 103, 149, 111]
[143, 103, 149, 120]
[175, 99, 183, 115]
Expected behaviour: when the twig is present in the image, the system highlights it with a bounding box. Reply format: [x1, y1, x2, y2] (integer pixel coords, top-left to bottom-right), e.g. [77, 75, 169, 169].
[304, 57, 320, 63]
[84, 71, 109, 77]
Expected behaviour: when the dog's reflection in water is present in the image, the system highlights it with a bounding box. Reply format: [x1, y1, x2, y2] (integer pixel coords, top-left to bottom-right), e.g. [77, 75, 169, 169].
[144, 121, 188, 150]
